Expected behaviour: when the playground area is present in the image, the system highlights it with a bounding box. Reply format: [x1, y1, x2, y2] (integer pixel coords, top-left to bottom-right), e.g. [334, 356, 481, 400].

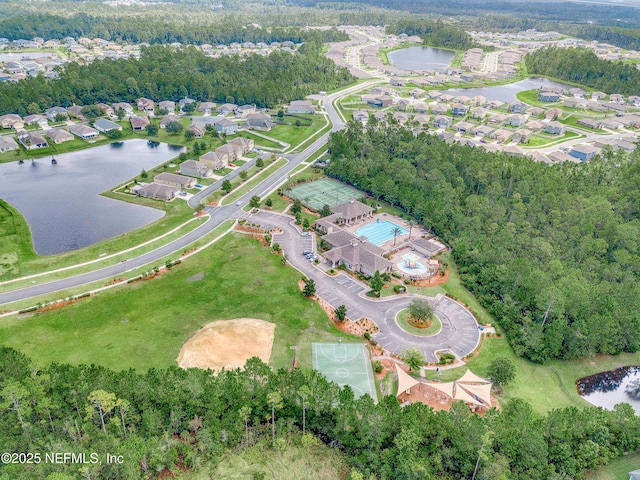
[312, 342, 377, 401]
[285, 178, 363, 211]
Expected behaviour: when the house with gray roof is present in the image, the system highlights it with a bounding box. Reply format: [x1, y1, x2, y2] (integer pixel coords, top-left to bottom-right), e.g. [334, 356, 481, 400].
[287, 100, 316, 114]
[322, 232, 392, 276]
[154, 172, 196, 189]
[134, 183, 180, 201]
[570, 144, 601, 161]
[93, 118, 122, 133]
[409, 237, 445, 257]
[158, 100, 176, 113]
[217, 103, 238, 115]
[45, 106, 68, 122]
[0, 136, 19, 153]
[198, 102, 217, 114]
[545, 121, 566, 135]
[215, 118, 238, 134]
[113, 102, 133, 116]
[160, 115, 181, 129]
[17, 130, 48, 149]
[180, 159, 213, 178]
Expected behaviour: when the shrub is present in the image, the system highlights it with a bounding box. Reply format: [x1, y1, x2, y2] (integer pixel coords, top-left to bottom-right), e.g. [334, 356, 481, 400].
[404, 278, 412, 285]
[391, 272, 402, 279]
[393, 285, 406, 293]
[438, 353, 456, 365]
[373, 361, 384, 373]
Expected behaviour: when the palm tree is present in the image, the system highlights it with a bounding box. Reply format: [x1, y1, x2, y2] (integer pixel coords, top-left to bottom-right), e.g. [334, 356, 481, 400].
[391, 226, 403, 246]
[408, 219, 414, 240]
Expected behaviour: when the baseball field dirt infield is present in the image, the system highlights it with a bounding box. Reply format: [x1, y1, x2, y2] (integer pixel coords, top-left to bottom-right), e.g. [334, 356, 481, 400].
[177, 318, 276, 371]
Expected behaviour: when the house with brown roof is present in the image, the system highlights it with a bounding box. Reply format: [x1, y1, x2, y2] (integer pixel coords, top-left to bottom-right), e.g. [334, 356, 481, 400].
[160, 115, 181, 129]
[47, 128, 74, 144]
[577, 117, 602, 129]
[0, 136, 19, 153]
[200, 151, 228, 170]
[323, 236, 392, 276]
[186, 123, 206, 138]
[0, 114, 24, 129]
[130, 116, 150, 131]
[137, 97, 155, 113]
[134, 183, 180, 201]
[470, 107, 487, 120]
[409, 237, 445, 257]
[216, 143, 243, 161]
[113, 102, 133, 117]
[228, 137, 254, 155]
[69, 124, 99, 139]
[513, 128, 532, 143]
[158, 100, 176, 113]
[154, 172, 196, 189]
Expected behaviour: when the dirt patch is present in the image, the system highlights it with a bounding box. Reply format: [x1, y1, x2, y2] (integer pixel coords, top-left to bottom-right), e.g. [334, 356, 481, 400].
[408, 266, 450, 288]
[177, 318, 276, 371]
[186, 272, 204, 282]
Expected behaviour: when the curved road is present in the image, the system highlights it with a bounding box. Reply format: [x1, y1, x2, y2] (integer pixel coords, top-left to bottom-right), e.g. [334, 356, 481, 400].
[0, 81, 376, 307]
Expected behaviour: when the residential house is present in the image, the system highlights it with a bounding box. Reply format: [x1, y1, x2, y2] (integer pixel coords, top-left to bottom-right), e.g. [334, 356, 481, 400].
[610, 94, 624, 103]
[454, 121, 474, 133]
[577, 117, 602, 129]
[471, 95, 486, 106]
[438, 94, 455, 103]
[134, 183, 180, 201]
[228, 137, 254, 155]
[46, 128, 74, 144]
[130, 116, 150, 131]
[287, 100, 316, 114]
[113, 102, 133, 117]
[431, 104, 449, 115]
[390, 77, 406, 87]
[23, 114, 46, 126]
[508, 102, 527, 113]
[490, 129, 512, 142]
[160, 115, 181, 129]
[594, 137, 637, 153]
[198, 102, 217, 115]
[507, 114, 526, 127]
[455, 95, 472, 104]
[66, 105, 85, 119]
[452, 104, 468, 116]
[245, 113, 274, 131]
[568, 87, 586, 97]
[17, 130, 48, 149]
[96, 103, 115, 118]
[470, 107, 487, 120]
[186, 123, 206, 138]
[600, 118, 623, 129]
[154, 172, 196, 189]
[569, 144, 600, 161]
[396, 99, 411, 111]
[0, 114, 24, 129]
[606, 102, 627, 113]
[525, 120, 545, 131]
[545, 121, 566, 135]
[137, 98, 155, 114]
[410, 88, 424, 98]
[216, 143, 243, 161]
[545, 108, 563, 120]
[527, 107, 544, 116]
[93, 118, 122, 133]
[488, 100, 506, 110]
[365, 96, 383, 108]
[414, 102, 429, 114]
[216, 103, 238, 115]
[392, 112, 409, 124]
[69, 124, 99, 139]
[200, 151, 228, 170]
[214, 118, 238, 135]
[158, 100, 176, 113]
[548, 150, 577, 163]
[0, 136, 19, 153]
[513, 128, 532, 143]
[488, 113, 507, 124]
[585, 101, 608, 113]
[503, 145, 523, 157]
[236, 105, 256, 117]
[413, 114, 430, 125]
[45, 106, 68, 122]
[471, 125, 494, 137]
[432, 116, 452, 129]
[178, 98, 196, 113]
[627, 96, 640, 107]
[629, 468, 640, 480]
[353, 111, 369, 123]
[562, 98, 582, 109]
[538, 90, 560, 102]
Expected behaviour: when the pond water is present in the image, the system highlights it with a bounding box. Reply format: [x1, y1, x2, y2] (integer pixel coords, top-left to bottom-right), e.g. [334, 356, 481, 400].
[0, 139, 184, 256]
[444, 77, 574, 104]
[577, 366, 640, 415]
[387, 46, 456, 71]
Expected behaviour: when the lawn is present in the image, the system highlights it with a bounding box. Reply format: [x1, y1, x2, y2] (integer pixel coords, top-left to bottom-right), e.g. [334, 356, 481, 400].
[584, 451, 640, 480]
[267, 114, 326, 149]
[396, 309, 442, 336]
[524, 130, 580, 148]
[0, 234, 357, 371]
[515, 89, 558, 107]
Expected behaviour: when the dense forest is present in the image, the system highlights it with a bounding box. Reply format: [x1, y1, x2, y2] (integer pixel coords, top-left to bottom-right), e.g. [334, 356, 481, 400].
[1, 346, 639, 479]
[0, 14, 348, 46]
[326, 120, 640, 363]
[0, 43, 353, 115]
[386, 20, 488, 52]
[525, 47, 640, 96]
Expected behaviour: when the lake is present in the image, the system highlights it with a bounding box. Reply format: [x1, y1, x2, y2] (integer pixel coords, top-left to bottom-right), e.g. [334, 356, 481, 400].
[0, 139, 185, 256]
[387, 46, 455, 71]
[444, 77, 574, 104]
[577, 366, 640, 415]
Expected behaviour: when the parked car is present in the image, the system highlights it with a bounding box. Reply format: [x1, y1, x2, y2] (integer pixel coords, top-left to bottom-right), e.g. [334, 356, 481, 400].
[301, 232, 311, 236]
[195, 184, 203, 188]
[302, 250, 312, 256]
[235, 200, 243, 206]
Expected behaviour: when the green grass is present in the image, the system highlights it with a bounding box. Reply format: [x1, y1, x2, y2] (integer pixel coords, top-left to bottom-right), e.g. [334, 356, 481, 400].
[561, 114, 611, 133]
[396, 309, 442, 336]
[584, 451, 640, 480]
[515, 89, 557, 107]
[221, 158, 287, 205]
[233, 130, 283, 150]
[0, 234, 356, 371]
[524, 130, 581, 147]
[267, 115, 326, 150]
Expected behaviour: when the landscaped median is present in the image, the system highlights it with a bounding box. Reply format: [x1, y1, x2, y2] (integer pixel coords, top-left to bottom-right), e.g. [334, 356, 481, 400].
[217, 157, 288, 206]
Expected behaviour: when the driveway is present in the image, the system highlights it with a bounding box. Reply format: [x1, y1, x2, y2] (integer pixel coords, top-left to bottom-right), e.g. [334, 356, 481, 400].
[250, 210, 480, 362]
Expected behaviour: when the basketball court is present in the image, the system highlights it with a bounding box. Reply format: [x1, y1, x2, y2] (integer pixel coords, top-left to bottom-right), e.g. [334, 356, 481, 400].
[312, 342, 377, 401]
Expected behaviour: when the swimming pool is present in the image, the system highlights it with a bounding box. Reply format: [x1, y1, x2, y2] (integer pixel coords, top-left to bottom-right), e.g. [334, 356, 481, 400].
[355, 220, 408, 246]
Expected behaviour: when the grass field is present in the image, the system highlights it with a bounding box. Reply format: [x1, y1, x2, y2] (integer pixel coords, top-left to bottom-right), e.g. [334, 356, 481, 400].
[267, 115, 326, 150]
[396, 309, 442, 336]
[0, 234, 358, 371]
[584, 452, 640, 480]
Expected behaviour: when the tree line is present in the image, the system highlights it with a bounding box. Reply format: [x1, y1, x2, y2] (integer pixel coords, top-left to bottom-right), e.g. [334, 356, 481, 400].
[525, 46, 640, 96]
[0, 43, 353, 115]
[1, 346, 639, 479]
[0, 13, 348, 46]
[326, 120, 640, 363]
[386, 20, 490, 52]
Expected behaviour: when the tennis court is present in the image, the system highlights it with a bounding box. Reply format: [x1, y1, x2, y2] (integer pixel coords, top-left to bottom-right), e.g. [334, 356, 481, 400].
[312, 342, 377, 401]
[285, 178, 363, 211]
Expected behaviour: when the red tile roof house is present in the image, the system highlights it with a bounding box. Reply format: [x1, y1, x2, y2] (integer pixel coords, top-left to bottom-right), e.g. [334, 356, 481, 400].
[154, 172, 196, 189]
